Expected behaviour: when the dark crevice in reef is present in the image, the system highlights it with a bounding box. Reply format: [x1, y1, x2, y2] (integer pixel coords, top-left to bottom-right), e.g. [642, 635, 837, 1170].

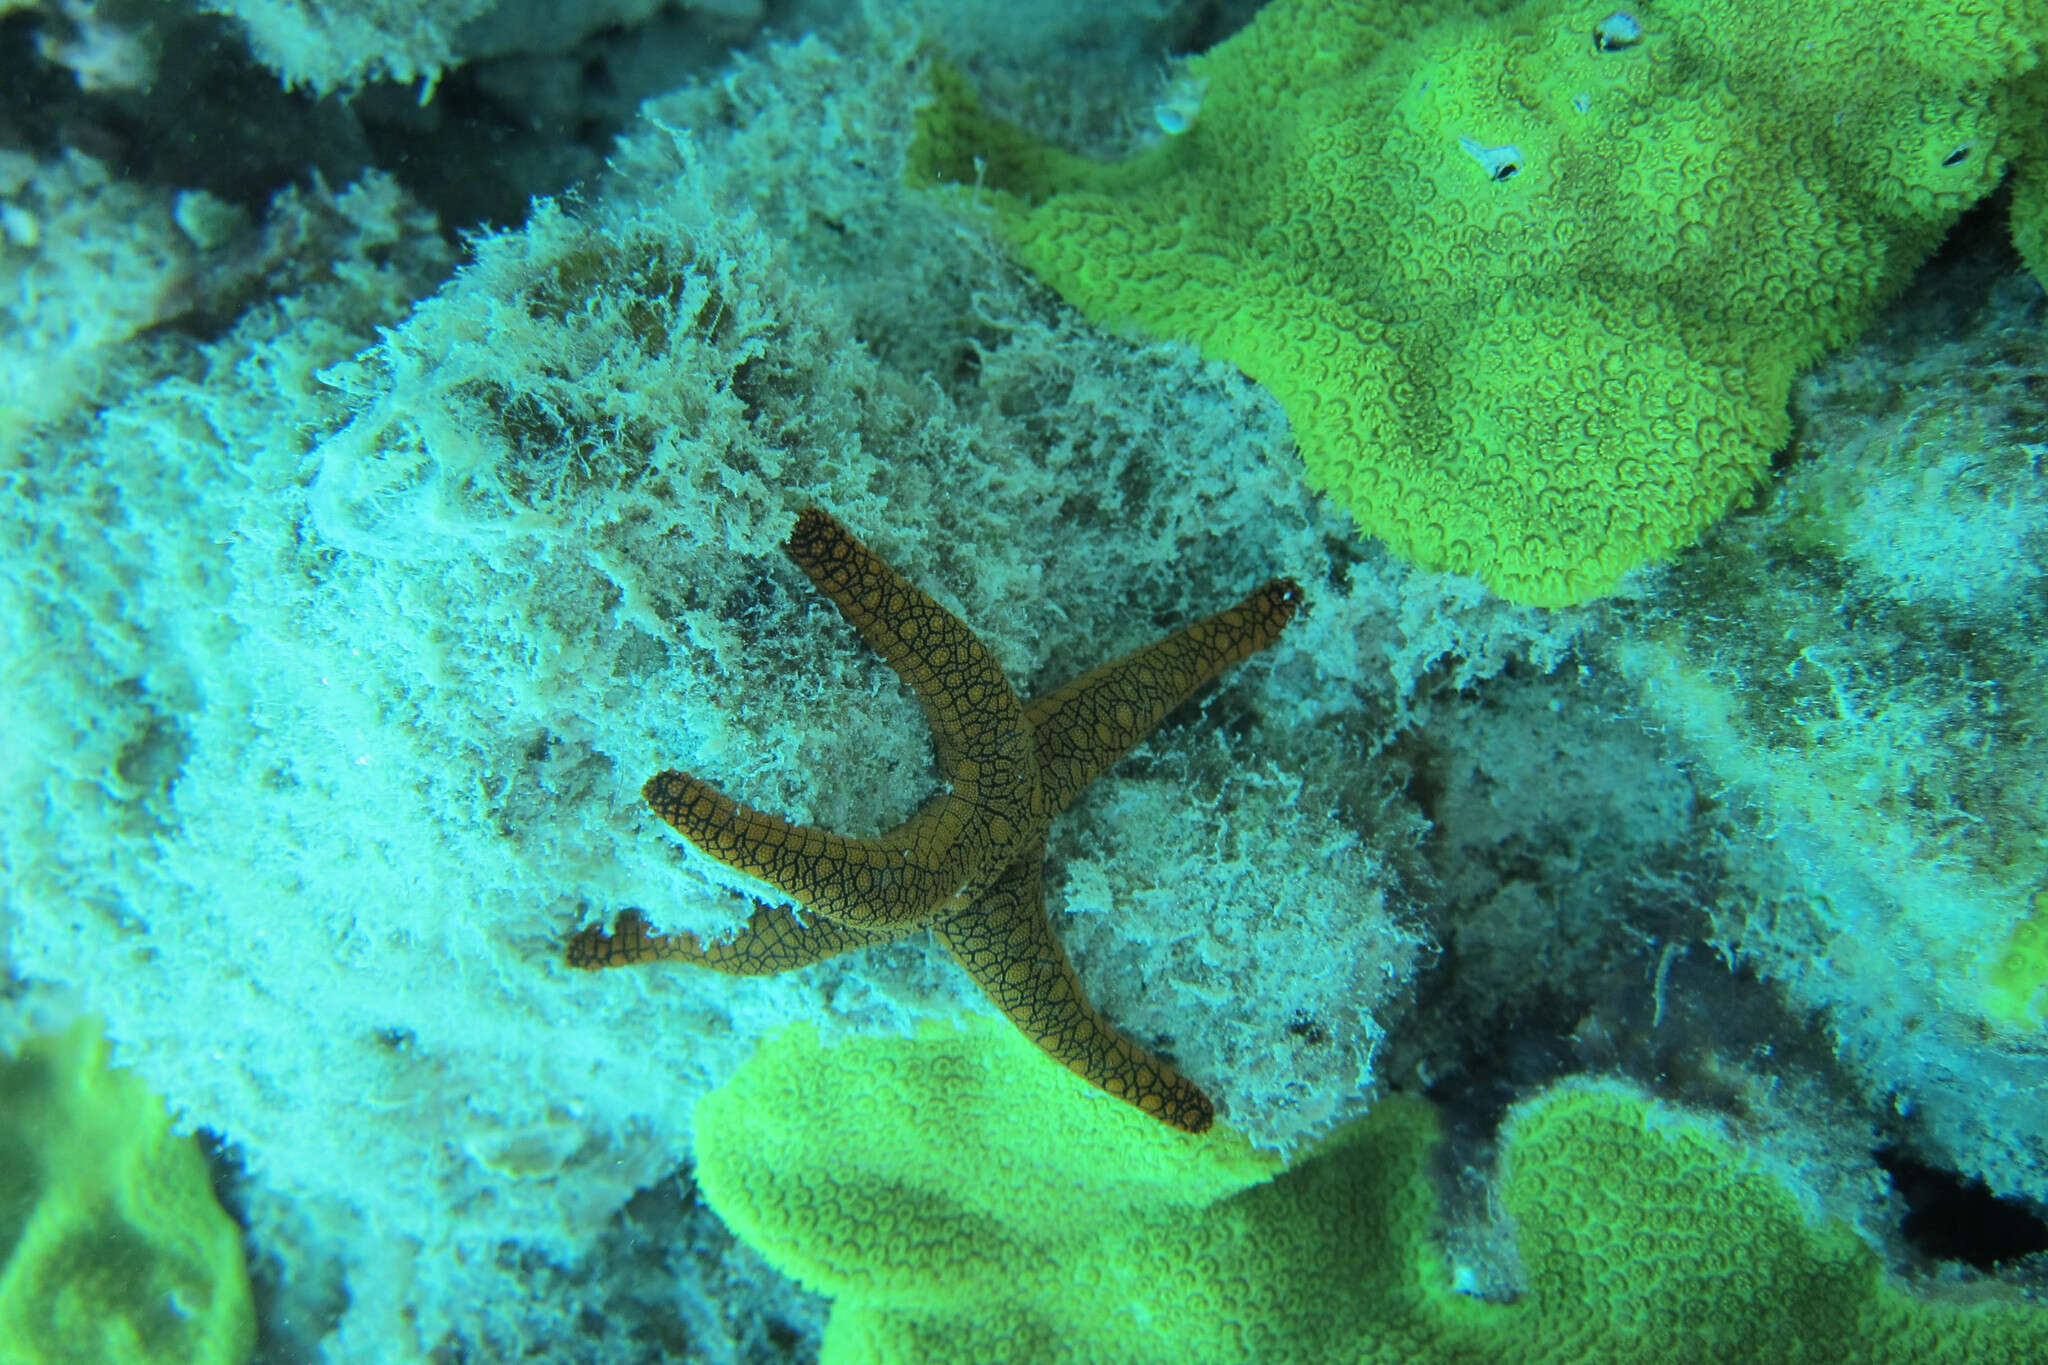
[0, 7, 369, 218]
[1876, 1148, 2048, 1272]
[2, 1, 783, 251]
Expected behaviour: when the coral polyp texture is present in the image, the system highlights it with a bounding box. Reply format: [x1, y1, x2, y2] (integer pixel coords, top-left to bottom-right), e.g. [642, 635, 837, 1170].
[911, 0, 2048, 604]
[695, 1021, 2048, 1364]
[0, 1018, 254, 1365]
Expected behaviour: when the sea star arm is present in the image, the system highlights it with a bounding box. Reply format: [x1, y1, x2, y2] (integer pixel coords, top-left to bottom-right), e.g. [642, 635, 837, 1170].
[566, 905, 912, 975]
[783, 507, 1038, 826]
[643, 771, 960, 930]
[1025, 577, 1302, 818]
[934, 847, 1215, 1133]
[642, 509, 1041, 929]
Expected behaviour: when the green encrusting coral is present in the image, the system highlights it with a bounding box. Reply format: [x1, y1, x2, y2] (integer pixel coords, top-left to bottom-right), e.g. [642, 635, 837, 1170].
[912, 0, 2048, 604]
[1983, 889, 2048, 1027]
[0, 1018, 253, 1365]
[695, 1017, 2048, 1364]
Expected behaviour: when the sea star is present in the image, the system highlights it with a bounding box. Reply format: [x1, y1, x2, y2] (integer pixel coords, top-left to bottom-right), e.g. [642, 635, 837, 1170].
[568, 507, 1302, 1132]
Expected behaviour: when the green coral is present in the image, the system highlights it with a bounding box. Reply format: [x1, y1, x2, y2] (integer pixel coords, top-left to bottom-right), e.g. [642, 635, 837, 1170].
[693, 1019, 1284, 1313]
[1982, 889, 2048, 1026]
[0, 1018, 253, 1365]
[695, 1017, 2048, 1364]
[912, 0, 2048, 604]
